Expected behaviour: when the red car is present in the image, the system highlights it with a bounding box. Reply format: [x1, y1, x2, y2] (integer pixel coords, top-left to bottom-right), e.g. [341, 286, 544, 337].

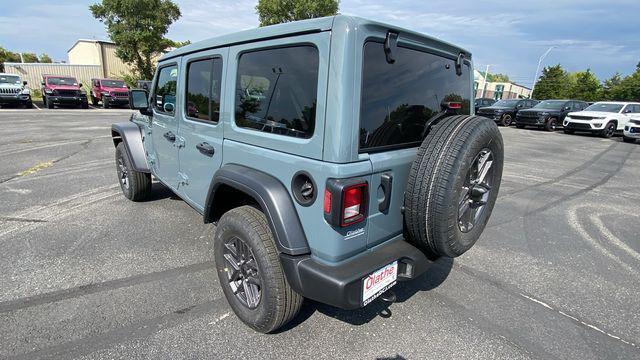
[41, 75, 88, 109]
[90, 78, 130, 108]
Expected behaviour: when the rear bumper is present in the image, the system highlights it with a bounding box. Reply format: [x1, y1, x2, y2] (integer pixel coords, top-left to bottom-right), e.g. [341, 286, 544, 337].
[280, 238, 431, 310]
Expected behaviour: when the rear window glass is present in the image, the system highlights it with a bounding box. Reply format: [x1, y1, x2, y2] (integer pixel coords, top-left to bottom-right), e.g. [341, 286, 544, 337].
[235, 45, 319, 139]
[360, 42, 471, 151]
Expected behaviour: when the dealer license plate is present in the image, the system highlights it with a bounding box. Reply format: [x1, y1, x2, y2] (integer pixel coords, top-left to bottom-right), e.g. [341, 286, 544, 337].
[362, 261, 398, 306]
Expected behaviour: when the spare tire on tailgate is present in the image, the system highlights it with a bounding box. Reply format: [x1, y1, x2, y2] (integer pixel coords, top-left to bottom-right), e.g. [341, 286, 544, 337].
[404, 115, 503, 258]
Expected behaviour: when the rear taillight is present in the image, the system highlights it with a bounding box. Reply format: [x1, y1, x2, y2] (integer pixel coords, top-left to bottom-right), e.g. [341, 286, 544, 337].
[324, 178, 368, 228]
[341, 184, 366, 226]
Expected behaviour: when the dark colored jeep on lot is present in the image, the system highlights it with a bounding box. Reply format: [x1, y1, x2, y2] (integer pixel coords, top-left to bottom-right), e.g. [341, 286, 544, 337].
[41, 75, 88, 109]
[90, 78, 130, 108]
[474, 97, 496, 113]
[515, 100, 588, 131]
[111, 16, 504, 333]
[477, 98, 538, 126]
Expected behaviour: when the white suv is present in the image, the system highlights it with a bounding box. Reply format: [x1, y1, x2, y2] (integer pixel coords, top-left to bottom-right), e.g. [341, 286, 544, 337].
[563, 102, 640, 138]
[623, 116, 640, 143]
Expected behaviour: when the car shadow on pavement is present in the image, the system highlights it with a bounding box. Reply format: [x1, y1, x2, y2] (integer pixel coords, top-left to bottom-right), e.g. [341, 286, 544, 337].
[277, 256, 454, 332]
[138, 182, 182, 202]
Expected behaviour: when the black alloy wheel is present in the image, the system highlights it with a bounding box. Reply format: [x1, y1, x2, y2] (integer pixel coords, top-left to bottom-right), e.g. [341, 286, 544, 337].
[458, 148, 494, 233]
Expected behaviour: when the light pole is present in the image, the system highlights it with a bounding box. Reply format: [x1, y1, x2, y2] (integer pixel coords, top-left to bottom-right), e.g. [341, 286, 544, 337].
[530, 46, 556, 99]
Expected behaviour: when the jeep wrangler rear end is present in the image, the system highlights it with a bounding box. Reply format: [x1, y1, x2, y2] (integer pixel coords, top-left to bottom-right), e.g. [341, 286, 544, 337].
[112, 15, 503, 333]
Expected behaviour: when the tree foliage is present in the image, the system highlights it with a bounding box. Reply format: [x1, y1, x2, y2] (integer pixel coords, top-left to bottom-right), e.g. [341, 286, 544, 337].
[532, 64, 570, 100]
[0, 46, 53, 71]
[567, 69, 602, 102]
[256, 0, 339, 26]
[90, 0, 182, 80]
[601, 73, 622, 100]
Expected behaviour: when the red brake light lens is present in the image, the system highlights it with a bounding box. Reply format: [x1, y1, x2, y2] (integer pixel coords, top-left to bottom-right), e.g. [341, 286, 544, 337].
[341, 184, 367, 226]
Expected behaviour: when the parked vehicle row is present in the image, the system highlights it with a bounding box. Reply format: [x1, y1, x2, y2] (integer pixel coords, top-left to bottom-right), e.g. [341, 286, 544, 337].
[477, 98, 640, 141]
[0, 73, 32, 108]
[477, 99, 538, 126]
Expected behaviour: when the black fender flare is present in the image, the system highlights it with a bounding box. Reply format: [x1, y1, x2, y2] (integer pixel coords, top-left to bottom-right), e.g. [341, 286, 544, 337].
[111, 121, 150, 173]
[204, 164, 310, 256]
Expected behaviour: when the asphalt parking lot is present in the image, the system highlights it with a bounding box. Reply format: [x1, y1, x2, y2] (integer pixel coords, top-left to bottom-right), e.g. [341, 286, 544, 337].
[0, 109, 638, 360]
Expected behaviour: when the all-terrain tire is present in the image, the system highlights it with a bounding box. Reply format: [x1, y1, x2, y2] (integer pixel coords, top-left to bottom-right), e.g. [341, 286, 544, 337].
[500, 114, 512, 126]
[404, 115, 504, 258]
[115, 142, 151, 201]
[545, 118, 558, 132]
[91, 95, 98, 106]
[103, 98, 109, 109]
[214, 206, 303, 333]
[46, 96, 54, 109]
[600, 121, 616, 138]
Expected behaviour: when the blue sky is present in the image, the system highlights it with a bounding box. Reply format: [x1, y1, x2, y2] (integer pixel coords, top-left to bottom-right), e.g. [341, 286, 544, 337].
[1, 0, 639, 87]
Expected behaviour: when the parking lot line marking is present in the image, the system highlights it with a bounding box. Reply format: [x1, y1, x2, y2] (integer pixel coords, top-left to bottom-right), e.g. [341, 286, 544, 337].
[518, 293, 639, 350]
[88, 105, 98, 110]
[32, 103, 41, 110]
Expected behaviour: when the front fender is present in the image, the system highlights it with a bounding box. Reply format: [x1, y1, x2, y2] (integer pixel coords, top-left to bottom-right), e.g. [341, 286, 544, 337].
[111, 122, 150, 173]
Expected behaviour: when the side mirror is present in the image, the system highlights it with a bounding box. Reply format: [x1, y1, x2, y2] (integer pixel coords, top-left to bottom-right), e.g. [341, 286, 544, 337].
[78, 83, 83, 88]
[129, 89, 152, 116]
[564, 106, 571, 111]
[41, 81, 45, 86]
[23, 81, 28, 86]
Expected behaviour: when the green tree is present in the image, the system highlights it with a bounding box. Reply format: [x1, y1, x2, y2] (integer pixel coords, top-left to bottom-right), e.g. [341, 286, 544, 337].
[611, 64, 640, 101]
[38, 53, 53, 63]
[90, 0, 182, 80]
[256, 0, 339, 26]
[601, 73, 622, 100]
[532, 64, 570, 100]
[21, 52, 39, 63]
[488, 73, 510, 82]
[567, 69, 602, 101]
[0, 47, 21, 71]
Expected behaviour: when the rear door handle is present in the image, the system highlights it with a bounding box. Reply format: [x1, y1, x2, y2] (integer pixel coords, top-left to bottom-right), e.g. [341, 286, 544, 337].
[196, 142, 215, 157]
[163, 131, 176, 142]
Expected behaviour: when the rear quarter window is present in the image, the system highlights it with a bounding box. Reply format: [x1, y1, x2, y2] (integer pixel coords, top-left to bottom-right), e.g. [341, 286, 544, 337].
[234, 45, 319, 139]
[359, 42, 471, 152]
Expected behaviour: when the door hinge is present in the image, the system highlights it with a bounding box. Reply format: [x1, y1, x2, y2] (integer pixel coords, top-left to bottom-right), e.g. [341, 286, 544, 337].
[178, 172, 189, 187]
[146, 153, 156, 166]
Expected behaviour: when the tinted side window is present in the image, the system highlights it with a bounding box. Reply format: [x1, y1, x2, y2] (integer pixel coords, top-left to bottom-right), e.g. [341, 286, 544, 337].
[360, 42, 471, 151]
[185, 58, 223, 122]
[235, 46, 319, 138]
[154, 65, 178, 115]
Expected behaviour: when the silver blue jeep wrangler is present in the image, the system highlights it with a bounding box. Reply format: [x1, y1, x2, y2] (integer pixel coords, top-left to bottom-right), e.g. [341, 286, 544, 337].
[112, 15, 503, 333]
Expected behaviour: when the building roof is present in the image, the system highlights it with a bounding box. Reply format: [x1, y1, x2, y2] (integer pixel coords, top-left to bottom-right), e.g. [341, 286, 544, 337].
[68, 39, 115, 53]
[161, 15, 471, 62]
